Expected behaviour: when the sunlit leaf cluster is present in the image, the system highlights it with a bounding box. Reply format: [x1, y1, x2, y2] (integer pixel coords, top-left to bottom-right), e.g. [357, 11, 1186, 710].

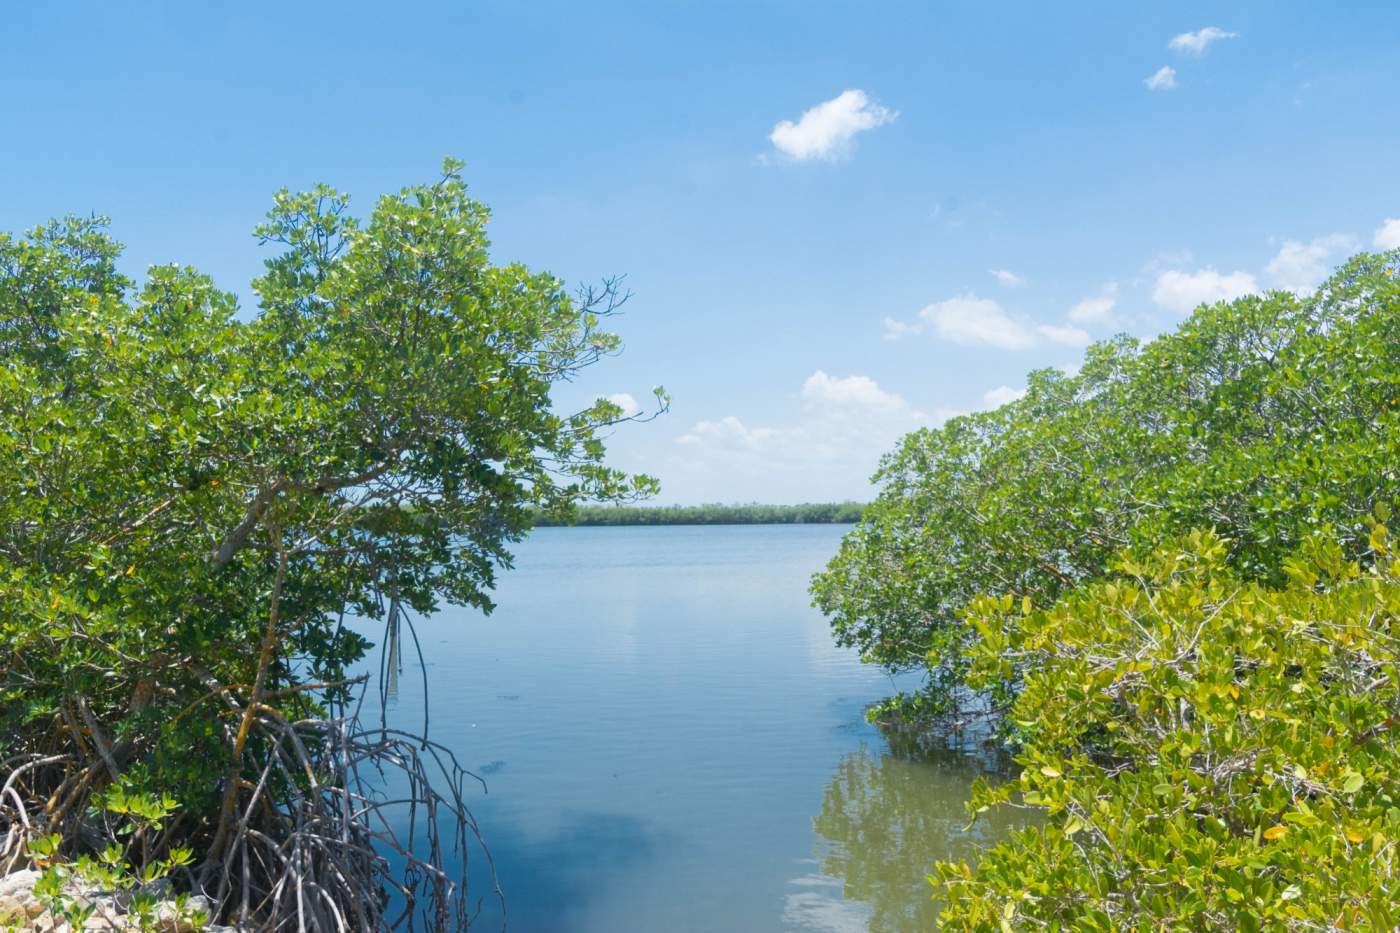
[937, 524, 1400, 928]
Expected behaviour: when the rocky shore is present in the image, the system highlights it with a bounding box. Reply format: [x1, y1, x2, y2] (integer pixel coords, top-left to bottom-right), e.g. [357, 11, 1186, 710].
[0, 870, 235, 932]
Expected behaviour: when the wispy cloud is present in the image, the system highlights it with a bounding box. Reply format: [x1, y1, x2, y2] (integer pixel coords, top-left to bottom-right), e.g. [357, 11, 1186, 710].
[989, 268, 1026, 287]
[1376, 218, 1400, 250]
[800, 371, 907, 411]
[885, 295, 1089, 350]
[672, 371, 943, 501]
[1152, 267, 1258, 313]
[1145, 66, 1177, 91]
[1168, 26, 1238, 56]
[982, 385, 1027, 408]
[1264, 234, 1357, 294]
[1067, 282, 1119, 325]
[885, 295, 1035, 349]
[677, 372, 930, 459]
[1037, 323, 1092, 347]
[768, 90, 896, 162]
[881, 317, 919, 341]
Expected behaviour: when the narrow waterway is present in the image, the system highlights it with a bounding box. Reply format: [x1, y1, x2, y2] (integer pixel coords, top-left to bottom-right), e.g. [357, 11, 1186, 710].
[358, 524, 1020, 932]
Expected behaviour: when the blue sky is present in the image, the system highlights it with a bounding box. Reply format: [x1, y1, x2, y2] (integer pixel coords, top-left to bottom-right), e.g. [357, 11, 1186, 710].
[5, 2, 1399, 503]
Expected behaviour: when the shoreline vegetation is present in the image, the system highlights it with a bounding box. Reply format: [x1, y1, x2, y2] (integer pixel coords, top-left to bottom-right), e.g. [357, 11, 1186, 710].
[5, 153, 1398, 931]
[815, 250, 1400, 926]
[0, 162, 659, 931]
[535, 502, 864, 526]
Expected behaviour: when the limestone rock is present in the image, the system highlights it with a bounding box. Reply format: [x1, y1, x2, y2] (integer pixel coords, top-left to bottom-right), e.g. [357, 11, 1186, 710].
[0, 870, 39, 899]
[0, 870, 237, 931]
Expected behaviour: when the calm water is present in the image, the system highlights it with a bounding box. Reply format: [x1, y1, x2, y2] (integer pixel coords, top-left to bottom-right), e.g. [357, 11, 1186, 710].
[358, 524, 1017, 932]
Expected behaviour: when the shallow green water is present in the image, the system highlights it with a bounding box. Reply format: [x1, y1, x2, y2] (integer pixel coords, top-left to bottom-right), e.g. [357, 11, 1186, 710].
[362, 524, 1018, 932]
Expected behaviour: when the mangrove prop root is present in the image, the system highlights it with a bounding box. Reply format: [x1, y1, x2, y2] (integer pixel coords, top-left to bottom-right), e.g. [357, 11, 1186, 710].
[0, 682, 502, 931]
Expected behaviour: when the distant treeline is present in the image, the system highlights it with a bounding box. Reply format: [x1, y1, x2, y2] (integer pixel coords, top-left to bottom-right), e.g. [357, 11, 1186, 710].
[534, 502, 865, 526]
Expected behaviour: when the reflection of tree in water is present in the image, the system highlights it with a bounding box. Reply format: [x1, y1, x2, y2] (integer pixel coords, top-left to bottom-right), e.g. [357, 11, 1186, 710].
[812, 743, 1026, 933]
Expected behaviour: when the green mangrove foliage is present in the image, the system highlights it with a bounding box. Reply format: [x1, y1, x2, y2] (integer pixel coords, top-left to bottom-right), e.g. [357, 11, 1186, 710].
[936, 525, 1400, 929]
[812, 253, 1400, 725]
[812, 250, 1400, 927]
[533, 501, 864, 526]
[22, 789, 207, 932]
[0, 161, 656, 929]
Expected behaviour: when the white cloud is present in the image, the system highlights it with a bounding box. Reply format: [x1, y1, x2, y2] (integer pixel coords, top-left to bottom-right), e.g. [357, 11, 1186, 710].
[982, 385, 1026, 408]
[675, 415, 778, 453]
[881, 316, 918, 341]
[989, 268, 1026, 287]
[1168, 27, 1238, 56]
[605, 392, 641, 416]
[1145, 66, 1177, 91]
[672, 372, 944, 501]
[676, 372, 928, 457]
[1067, 282, 1119, 324]
[801, 371, 906, 411]
[1264, 234, 1357, 293]
[1152, 267, 1258, 313]
[917, 295, 1036, 350]
[886, 295, 1093, 350]
[1375, 218, 1400, 250]
[1037, 323, 1093, 347]
[769, 89, 896, 162]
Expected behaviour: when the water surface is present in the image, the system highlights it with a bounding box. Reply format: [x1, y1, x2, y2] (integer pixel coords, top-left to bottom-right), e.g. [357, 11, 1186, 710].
[360, 524, 1015, 932]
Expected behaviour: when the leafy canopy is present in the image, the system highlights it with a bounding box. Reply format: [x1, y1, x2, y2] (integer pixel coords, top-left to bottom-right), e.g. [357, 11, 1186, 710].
[812, 253, 1400, 724]
[0, 160, 659, 923]
[937, 524, 1400, 929]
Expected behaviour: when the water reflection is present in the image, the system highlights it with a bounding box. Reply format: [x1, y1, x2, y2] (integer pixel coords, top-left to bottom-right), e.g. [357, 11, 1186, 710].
[808, 743, 1024, 932]
[783, 865, 873, 933]
[462, 810, 672, 933]
[355, 527, 1028, 930]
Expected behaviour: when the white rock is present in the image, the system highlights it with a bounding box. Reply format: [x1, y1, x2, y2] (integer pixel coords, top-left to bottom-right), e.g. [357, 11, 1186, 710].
[0, 869, 39, 898]
[0, 869, 241, 930]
